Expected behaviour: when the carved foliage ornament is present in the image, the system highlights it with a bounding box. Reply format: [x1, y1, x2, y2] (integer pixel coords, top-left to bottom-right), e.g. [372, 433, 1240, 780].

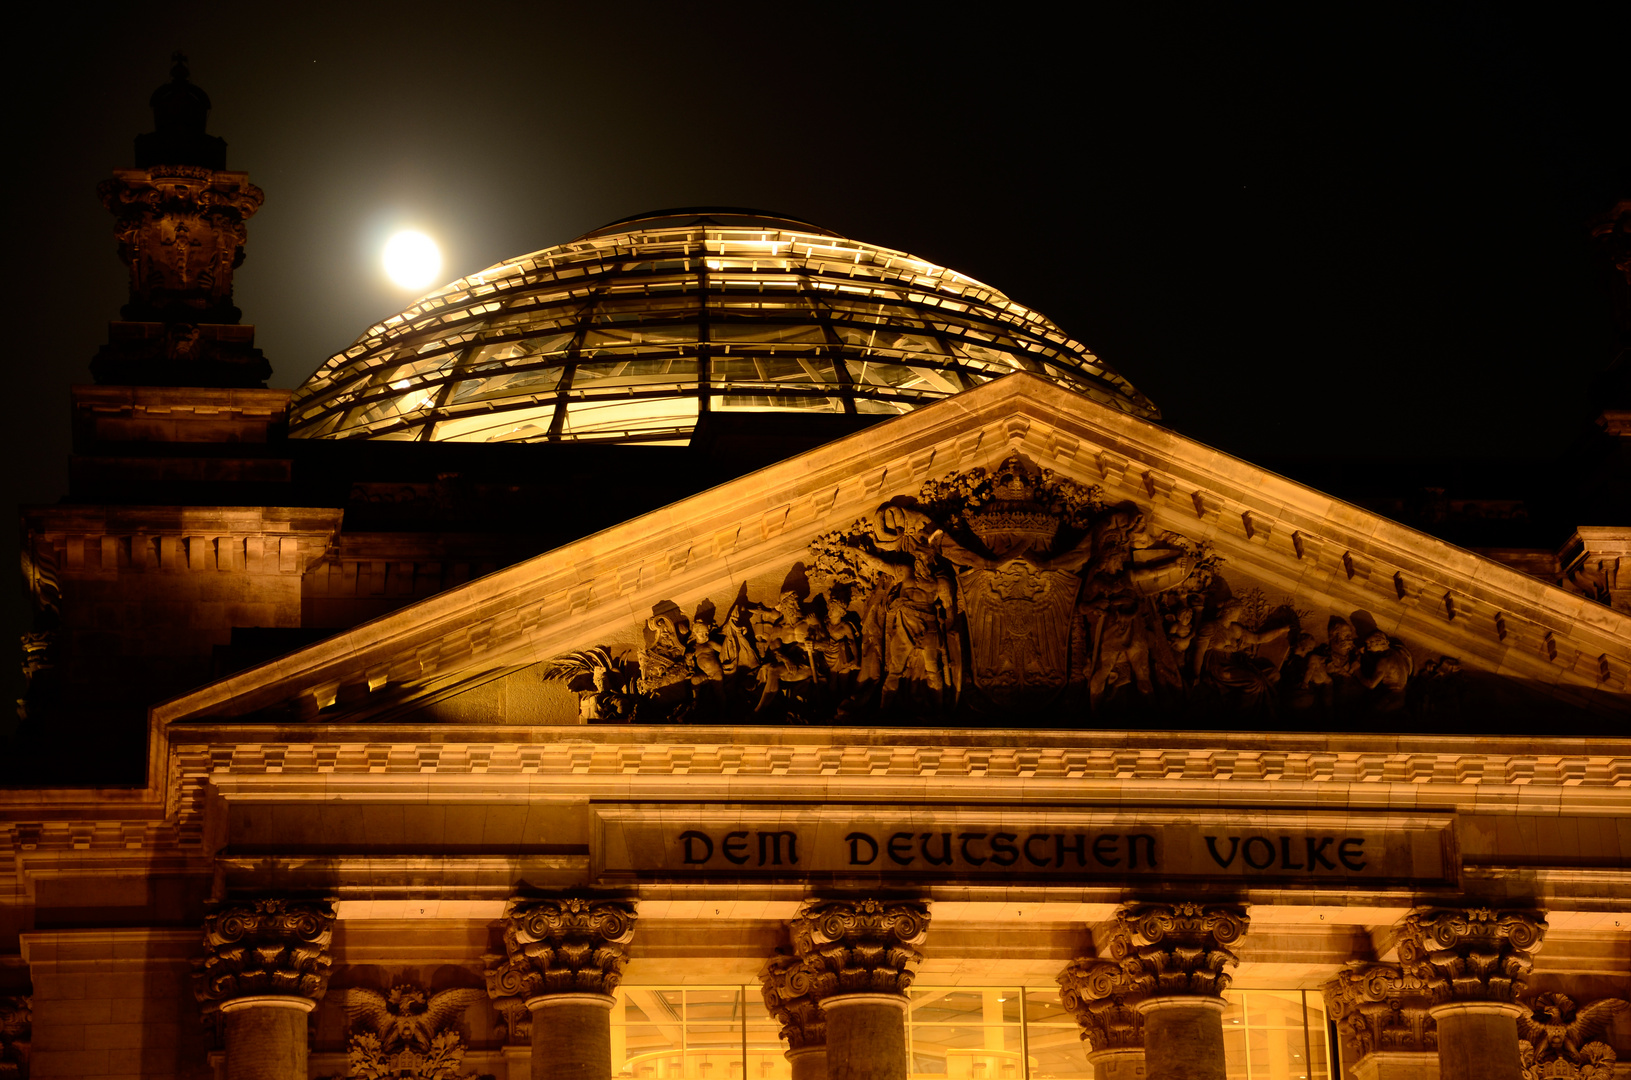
[1395, 908, 1546, 1006]
[194, 898, 335, 1012]
[331, 982, 486, 1080]
[1106, 902, 1249, 1000]
[0, 996, 28, 1080]
[759, 952, 828, 1050]
[1321, 962, 1437, 1062]
[485, 897, 637, 1009]
[1057, 958, 1146, 1052]
[790, 898, 930, 999]
[1516, 993, 1627, 1080]
[98, 167, 263, 322]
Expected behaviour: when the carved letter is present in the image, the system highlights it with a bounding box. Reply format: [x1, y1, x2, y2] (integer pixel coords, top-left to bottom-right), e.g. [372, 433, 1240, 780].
[920, 832, 953, 866]
[758, 831, 798, 866]
[989, 832, 1019, 867]
[723, 831, 750, 865]
[1205, 836, 1240, 868]
[958, 833, 989, 866]
[1306, 837, 1337, 870]
[1243, 836, 1275, 869]
[1339, 838, 1367, 871]
[888, 832, 916, 866]
[1093, 835, 1121, 868]
[1128, 834, 1156, 870]
[846, 832, 879, 866]
[1056, 833, 1088, 867]
[1024, 834, 1053, 867]
[1280, 836, 1306, 870]
[679, 830, 713, 864]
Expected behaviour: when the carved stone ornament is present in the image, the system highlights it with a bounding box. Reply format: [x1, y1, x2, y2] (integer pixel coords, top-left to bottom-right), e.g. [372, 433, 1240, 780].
[1516, 993, 1628, 1080]
[1395, 908, 1547, 1007]
[760, 952, 828, 1050]
[0, 995, 28, 1080]
[1322, 962, 1437, 1063]
[330, 981, 486, 1080]
[484, 897, 637, 1011]
[1057, 958, 1147, 1052]
[1105, 902, 1249, 1000]
[790, 898, 930, 1000]
[193, 898, 335, 1014]
[556, 454, 1455, 727]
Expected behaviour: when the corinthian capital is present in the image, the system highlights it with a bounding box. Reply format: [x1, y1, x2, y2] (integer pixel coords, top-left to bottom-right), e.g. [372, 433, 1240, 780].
[486, 896, 637, 1008]
[1323, 962, 1437, 1062]
[1057, 958, 1147, 1052]
[193, 898, 335, 1012]
[760, 952, 828, 1050]
[1395, 907, 1546, 1006]
[791, 897, 930, 999]
[1106, 902, 1249, 1000]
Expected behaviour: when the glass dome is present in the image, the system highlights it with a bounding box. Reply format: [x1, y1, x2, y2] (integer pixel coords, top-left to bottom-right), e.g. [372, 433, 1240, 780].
[288, 209, 1157, 445]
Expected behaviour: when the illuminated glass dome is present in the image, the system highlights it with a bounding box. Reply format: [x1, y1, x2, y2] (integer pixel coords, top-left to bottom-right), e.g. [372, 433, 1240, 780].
[288, 209, 1157, 445]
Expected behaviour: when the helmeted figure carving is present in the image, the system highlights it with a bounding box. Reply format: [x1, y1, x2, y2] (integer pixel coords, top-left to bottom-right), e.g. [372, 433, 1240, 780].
[1322, 962, 1438, 1063]
[332, 981, 486, 1080]
[0, 995, 28, 1080]
[1106, 902, 1249, 999]
[484, 896, 637, 1010]
[1057, 957, 1147, 1052]
[789, 898, 930, 999]
[1515, 993, 1627, 1080]
[760, 952, 829, 1050]
[1395, 907, 1547, 1006]
[193, 898, 335, 1014]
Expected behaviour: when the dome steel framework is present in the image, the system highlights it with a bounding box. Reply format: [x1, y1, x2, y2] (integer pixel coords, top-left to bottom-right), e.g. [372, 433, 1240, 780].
[288, 209, 1157, 445]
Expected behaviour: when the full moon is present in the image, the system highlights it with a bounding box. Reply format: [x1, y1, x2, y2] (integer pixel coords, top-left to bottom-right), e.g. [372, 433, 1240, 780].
[382, 231, 442, 290]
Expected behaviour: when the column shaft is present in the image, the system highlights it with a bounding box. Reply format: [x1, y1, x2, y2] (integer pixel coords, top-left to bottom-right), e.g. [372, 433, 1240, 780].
[822, 994, 908, 1080]
[1350, 1052, 1440, 1080]
[221, 998, 313, 1080]
[527, 994, 616, 1080]
[1087, 1047, 1147, 1080]
[1430, 1003, 1523, 1080]
[1140, 997, 1225, 1080]
[788, 1045, 829, 1080]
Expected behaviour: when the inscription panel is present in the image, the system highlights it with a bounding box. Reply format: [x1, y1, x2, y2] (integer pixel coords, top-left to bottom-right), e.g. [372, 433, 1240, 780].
[593, 806, 1458, 887]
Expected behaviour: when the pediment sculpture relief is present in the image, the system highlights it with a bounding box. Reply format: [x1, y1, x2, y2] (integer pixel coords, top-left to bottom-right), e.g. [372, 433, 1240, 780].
[550, 455, 1466, 726]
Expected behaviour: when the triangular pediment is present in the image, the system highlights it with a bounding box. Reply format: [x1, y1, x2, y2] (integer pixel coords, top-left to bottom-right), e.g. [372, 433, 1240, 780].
[156, 374, 1631, 730]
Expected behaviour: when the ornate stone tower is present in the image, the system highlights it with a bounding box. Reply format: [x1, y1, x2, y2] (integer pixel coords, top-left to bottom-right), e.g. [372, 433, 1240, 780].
[90, 53, 270, 387]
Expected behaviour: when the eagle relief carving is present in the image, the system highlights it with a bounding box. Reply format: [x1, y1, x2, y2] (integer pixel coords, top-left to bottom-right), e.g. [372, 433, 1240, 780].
[555, 454, 1459, 725]
[329, 982, 486, 1080]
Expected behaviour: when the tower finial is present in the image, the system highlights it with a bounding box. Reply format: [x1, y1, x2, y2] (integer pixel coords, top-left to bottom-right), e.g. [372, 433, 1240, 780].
[170, 51, 190, 82]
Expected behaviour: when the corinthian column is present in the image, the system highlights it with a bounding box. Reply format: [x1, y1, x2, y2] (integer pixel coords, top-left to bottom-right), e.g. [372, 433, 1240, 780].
[1058, 957, 1147, 1080]
[1110, 901, 1249, 1080]
[485, 896, 638, 1080]
[1395, 908, 1546, 1080]
[193, 898, 335, 1080]
[791, 897, 930, 1080]
[761, 952, 829, 1080]
[1323, 962, 1439, 1080]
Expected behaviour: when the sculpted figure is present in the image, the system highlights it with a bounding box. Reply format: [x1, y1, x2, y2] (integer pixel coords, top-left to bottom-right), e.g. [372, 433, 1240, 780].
[637, 611, 692, 694]
[1191, 598, 1290, 712]
[1358, 631, 1413, 712]
[748, 591, 819, 713]
[1076, 505, 1196, 709]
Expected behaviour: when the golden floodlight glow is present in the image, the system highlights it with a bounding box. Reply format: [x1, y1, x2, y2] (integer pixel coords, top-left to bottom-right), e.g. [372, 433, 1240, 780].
[382, 230, 442, 290]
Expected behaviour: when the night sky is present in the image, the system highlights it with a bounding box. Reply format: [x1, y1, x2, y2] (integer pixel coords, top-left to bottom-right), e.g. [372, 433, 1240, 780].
[2, 4, 1626, 708]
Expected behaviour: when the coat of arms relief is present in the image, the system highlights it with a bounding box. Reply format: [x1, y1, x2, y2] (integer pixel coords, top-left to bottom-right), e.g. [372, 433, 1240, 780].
[548, 454, 1459, 725]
